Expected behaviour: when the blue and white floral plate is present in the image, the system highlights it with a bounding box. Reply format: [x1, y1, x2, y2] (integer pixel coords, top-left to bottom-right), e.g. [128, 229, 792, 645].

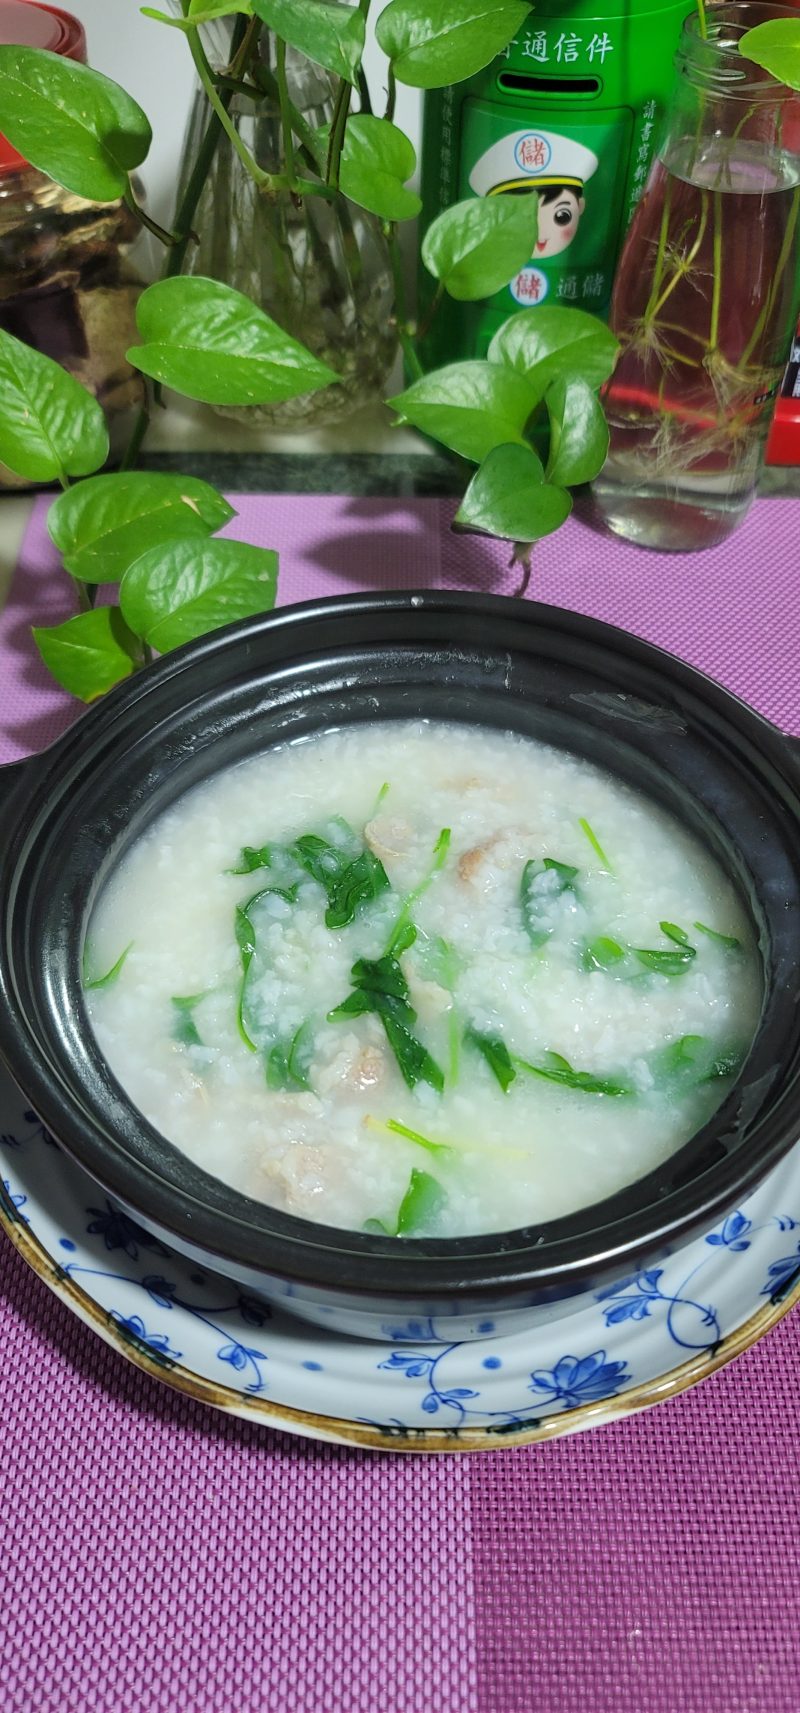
[2, 1057, 800, 1454]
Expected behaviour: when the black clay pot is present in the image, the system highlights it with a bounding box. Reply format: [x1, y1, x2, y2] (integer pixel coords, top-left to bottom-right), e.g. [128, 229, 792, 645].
[1, 592, 800, 1342]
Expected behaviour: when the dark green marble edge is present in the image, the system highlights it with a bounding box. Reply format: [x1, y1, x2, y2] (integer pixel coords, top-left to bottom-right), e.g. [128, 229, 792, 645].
[5, 448, 796, 502]
[130, 451, 800, 499]
[137, 450, 465, 496]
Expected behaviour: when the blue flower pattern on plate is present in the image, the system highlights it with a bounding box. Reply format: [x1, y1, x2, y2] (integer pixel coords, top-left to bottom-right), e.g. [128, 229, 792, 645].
[2, 1180, 28, 1222]
[706, 1211, 752, 1251]
[86, 1200, 171, 1260]
[529, 1351, 631, 1410]
[110, 1312, 183, 1361]
[596, 1265, 721, 1351]
[2, 1060, 800, 1437]
[63, 1259, 272, 1394]
[379, 1347, 480, 1420]
[762, 1243, 800, 1300]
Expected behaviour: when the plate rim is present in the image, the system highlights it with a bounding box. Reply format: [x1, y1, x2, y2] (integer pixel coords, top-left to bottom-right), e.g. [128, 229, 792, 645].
[2, 1181, 798, 1455]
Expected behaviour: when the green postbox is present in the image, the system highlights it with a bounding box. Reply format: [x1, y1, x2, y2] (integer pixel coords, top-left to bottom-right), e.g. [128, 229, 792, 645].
[418, 0, 693, 363]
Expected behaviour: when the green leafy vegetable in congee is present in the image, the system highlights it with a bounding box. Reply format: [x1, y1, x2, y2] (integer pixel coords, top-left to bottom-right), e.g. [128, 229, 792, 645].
[83, 722, 760, 1240]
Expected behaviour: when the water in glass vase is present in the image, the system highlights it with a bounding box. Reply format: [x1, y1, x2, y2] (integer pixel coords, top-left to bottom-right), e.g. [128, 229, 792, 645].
[594, 140, 800, 550]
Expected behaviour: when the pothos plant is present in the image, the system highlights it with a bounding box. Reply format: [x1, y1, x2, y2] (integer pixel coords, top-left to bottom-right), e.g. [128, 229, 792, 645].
[0, 0, 624, 702]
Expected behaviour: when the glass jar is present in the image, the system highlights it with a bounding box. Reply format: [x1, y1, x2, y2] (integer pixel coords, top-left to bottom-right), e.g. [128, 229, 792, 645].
[177, 23, 396, 428]
[593, 3, 800, 550]
[0, 2, 150, 488]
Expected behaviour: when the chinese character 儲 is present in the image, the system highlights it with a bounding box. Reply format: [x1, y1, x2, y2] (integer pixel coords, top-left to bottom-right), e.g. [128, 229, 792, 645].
[587, 32, 613, 62]
[557, 275, 579, 300]
[515, 271, 544, 301]
[518, 134, 550, 170]
[523, 30, 549, 62]
[554, 31, 581, 63]
[582, 272, 605, 299]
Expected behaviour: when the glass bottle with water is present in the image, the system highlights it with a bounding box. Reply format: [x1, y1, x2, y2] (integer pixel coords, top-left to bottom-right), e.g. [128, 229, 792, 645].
[593, 3, 800, 550]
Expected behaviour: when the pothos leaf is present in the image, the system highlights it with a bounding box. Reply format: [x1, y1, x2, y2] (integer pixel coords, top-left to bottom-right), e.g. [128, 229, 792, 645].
[389, 362, 540, 464]
[47, 472, 235, 583]
[488, 305, 620, 392]
[127, 276, 339, 407]
[422, 195, 539, 302]
[0, 327, 108, 484]
[0, 46, 151, 202]
[314, 116, 421, 221]
[545, 375, 609, 487]
[454, 443, 572, 542]
[32, 608, 141, 703]
[118, 537, 278, 652]
[252, 0, 365, 84]
[142, 1, 254, 29]
[739, 19, 800, 90]
[377, 0, 532, 90]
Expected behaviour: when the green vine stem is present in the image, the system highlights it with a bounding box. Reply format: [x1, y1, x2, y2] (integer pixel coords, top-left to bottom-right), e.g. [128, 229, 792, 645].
[358, 65, 373, 115]
[384, 222, 423, 379]
[119, 15, 254, 465]
[709, 190, 723, 349]
[61, 461, 94, 615]
[510, 542, 534, 599]
[740, 184, 800, 367]
[642, 175, 674, 325]
[325, 77, 352, 188]
[250, 64, 321, 165]
[123, 186, 181, 248]
[416, 280, 445, 343]
[648, 196, 709, 322]
[385, 65, 397, 122]
[187, 27, 272, 190]
[119, 384, 151, 472]
[275, 36, 295, 185]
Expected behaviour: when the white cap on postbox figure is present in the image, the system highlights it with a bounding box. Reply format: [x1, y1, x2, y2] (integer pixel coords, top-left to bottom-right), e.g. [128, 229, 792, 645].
[469, 129, 600, 259]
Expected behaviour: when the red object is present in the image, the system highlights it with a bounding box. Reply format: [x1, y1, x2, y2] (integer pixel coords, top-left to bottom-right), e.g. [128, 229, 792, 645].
[766, 390, 800, 464]
[766, 321, 800, 466]
[0, 1, 87, 175]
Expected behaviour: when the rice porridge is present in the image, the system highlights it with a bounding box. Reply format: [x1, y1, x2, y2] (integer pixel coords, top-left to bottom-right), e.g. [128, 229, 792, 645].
[84, 721, 761, 1239]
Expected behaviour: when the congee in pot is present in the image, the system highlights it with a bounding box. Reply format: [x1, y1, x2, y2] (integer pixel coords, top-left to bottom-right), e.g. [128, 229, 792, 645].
[84, 721, 761, 1238]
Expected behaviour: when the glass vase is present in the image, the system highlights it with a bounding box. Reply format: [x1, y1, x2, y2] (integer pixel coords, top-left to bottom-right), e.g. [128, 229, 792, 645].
[593, 3, 800, 551]
[176, 24, 396, 427]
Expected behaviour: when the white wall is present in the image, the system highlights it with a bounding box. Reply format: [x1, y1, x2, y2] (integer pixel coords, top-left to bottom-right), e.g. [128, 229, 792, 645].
[68, 1, 423, 228]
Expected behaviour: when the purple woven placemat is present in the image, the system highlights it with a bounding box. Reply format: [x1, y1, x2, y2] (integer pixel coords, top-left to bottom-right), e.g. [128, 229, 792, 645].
[1, 491, 800, 1713]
